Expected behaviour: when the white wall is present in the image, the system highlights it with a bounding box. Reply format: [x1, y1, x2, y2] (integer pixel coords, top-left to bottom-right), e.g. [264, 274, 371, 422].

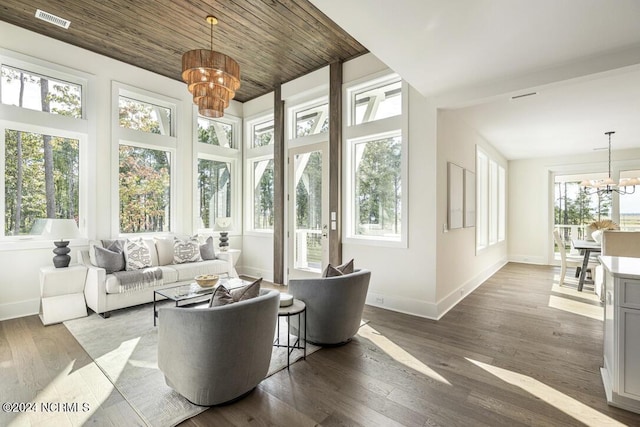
[435, 110, 508, 317]
[0, 21, 241, 320]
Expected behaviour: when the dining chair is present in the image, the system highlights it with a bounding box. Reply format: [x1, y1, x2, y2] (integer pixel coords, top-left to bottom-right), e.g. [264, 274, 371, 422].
[553, 229, 598, 286]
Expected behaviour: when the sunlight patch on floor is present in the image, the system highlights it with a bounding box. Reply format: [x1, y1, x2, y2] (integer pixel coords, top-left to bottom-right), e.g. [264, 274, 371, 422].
[548, 295, 603, 321]
[9, 360, 113, 426]
[358, 324, 451, 385]
[466, 358, 624, 427]
[551, 282, 601, 302]
[95, 336, 140, 380]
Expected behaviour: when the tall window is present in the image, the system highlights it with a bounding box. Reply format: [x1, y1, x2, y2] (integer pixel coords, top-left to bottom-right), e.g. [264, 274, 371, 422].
[476, 148, 506, 250]
[1, 59, 86, 239]
[198, 158, 231, 228]
[554, 172, 612, 245]
[245, 114, 274, 232]
[119, 145, 171, 233]
[115, 85, 176, 234]
[619, 169, 640, 231]
[196, 114, 241, 232]
[345, 73, 407, 245]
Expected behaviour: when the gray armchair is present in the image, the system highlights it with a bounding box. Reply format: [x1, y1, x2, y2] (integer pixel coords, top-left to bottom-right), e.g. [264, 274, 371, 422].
[157, 289, 280, 406]
[288, 269, 371, 345]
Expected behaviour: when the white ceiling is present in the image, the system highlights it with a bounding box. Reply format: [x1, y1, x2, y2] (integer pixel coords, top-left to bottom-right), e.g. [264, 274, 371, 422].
[310, 0, 640, 159]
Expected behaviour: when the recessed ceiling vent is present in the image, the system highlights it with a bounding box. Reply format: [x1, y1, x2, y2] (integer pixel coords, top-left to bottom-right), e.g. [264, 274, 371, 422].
[35, 9, 71, 29]
[510, 92, 538, 100]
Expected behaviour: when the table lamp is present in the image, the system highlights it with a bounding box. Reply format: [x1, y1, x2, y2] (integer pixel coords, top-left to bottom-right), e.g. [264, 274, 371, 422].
[42, 219, 80, 268]
[214, 217, 232, 252]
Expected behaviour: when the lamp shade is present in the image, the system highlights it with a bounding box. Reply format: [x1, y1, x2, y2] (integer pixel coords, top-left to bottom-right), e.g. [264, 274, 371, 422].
[213, 217, 232, 231]
[40, 219, 80, 268]
[41, 219, 80, 241]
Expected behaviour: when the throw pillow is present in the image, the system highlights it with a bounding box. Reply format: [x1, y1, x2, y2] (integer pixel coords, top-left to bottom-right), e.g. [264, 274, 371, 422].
[123, 238, 152, 270]
[323, 264, 344, 277]
[173, 236, 202, 264]
[209, 278, 262, 307]
[94, 242, 125, 274]
[199, 236, 216, 260]
[154, 237, 175, 266]
[336, 258, 354, 274]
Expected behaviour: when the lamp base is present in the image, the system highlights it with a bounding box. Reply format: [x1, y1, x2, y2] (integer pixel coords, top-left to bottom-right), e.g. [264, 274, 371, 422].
[53, 240, 71, 268]
[219, 232, 229, 252]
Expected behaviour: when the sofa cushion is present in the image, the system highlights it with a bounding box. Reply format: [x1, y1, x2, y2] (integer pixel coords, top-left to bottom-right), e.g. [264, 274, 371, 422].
[124, 238, 153, 270]
[154, 237, 175, 266]
[104, 265, 178, 294]
[173, 237, 202, 264]
[200, 236, 216, 260]
[209, 278, 261, 307]
[94, 241, 125, 274]
[170, 259, 229, 282]
[88, 240, 104, 266]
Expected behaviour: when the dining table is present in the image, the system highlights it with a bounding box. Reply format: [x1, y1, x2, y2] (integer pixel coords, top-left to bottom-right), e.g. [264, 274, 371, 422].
[572, 239, 602, 291]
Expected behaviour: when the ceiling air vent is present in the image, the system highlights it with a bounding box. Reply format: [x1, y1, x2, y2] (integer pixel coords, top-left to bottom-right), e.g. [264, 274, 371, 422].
[35, 9, 71, 29]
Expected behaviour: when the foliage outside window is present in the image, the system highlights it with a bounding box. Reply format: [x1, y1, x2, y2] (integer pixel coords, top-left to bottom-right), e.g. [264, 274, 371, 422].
[1, 65, 82, 118]
[198, 158, 231, 229]
[119, 145, 171, 233]
[295, 103, 328, 138]
[252, 159, 274, 230]
[352, 134, 402, 238]
[252, 119, 274, 148]
[5, 129, 79, 235]
[554, 175, 611, 231]
[119, 96, 171, 135]
[198, 117, 234, 148]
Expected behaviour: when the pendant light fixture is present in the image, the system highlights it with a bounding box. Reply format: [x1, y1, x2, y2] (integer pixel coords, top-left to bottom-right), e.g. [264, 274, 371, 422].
[182, 15, 240, 118]
[580, 131, 639, 195]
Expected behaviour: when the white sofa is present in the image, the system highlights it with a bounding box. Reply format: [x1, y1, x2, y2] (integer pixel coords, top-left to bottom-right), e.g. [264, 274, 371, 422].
[79, 238, 235, 318]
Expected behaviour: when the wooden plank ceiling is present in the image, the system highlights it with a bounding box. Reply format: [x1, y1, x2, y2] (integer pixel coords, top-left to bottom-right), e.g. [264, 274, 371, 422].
[0, 0, 367, 102]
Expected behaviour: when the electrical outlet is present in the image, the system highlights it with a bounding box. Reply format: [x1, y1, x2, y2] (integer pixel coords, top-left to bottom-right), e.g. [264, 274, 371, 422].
[375, 296, 384, 304]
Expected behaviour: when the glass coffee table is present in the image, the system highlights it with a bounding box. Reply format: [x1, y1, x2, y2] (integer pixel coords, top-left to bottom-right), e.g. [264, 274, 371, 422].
[153, 277, 249, 326]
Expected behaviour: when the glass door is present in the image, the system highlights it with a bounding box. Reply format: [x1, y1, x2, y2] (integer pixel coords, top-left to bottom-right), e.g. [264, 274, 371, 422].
[288, 142, 328, 279]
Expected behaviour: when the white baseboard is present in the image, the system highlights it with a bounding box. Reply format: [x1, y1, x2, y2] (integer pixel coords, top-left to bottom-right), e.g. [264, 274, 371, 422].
[365, 292, 438, 320]
[435, 257, 508, 320]
[237, 264, 274, 284]
[0, 298, 39, 321]
[509, 254, 547, 265]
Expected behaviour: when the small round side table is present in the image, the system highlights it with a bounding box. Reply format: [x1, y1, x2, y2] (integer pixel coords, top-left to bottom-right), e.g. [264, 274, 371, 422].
[275, 298, 306, 369]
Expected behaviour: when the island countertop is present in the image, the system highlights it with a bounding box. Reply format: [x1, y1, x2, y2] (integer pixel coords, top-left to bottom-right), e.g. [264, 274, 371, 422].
[600, 255, 640, 279]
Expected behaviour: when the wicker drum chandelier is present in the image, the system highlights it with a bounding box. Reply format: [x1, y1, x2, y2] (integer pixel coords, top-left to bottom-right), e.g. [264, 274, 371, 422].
[182, 15, 240, 118]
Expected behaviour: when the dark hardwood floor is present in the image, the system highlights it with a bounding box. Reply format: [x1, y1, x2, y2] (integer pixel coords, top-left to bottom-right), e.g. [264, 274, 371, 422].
[2, 263, 640, 426]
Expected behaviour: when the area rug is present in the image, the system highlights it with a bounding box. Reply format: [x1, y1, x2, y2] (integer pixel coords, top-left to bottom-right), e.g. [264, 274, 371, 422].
[64, 301, 320, 427]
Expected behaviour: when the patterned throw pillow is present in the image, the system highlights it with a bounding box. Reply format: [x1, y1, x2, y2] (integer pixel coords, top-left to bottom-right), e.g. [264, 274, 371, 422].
[124, 238, 152, 271]
[209, 278, 262, 307]
[173, 236, 202, 264]
[199, 236, 216, 260]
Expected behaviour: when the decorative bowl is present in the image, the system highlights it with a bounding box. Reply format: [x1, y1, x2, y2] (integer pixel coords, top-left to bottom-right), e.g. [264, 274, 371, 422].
[195, 274, 219, 288]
